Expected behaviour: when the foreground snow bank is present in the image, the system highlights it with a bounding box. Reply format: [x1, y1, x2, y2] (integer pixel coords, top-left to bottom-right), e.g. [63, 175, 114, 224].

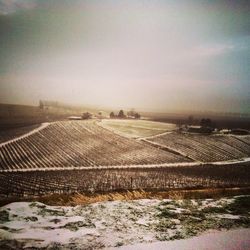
[117, 228, 250, 250]
[0, 196, 249, 249]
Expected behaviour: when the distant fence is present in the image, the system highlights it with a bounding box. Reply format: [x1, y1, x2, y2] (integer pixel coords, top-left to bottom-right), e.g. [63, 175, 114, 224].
[0, 163, 250, 197]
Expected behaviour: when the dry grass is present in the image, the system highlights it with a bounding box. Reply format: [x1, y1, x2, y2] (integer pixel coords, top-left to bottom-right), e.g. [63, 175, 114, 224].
[70, 189, 150, 205]
[42, 187, 250, 206]
[1, 187, 250, 206]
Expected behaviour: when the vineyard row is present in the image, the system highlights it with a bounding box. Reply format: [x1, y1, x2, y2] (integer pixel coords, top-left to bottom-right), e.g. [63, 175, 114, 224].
[147, 132, 250, 162]
[0, 121, 189, 171]
[0, 163, 250, 197]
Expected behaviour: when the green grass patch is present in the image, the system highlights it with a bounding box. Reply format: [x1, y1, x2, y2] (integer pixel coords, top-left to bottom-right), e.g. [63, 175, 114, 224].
[155, 196, 250, 239]
[155, 219, 177, 231]
[226, 196, 250, 215]
[0, 210, 9, 223]
[61, 220, 95, 231]
[202, 206, 227, 214]
[24, 216, 38, 222]
[37, 208, 66, 217]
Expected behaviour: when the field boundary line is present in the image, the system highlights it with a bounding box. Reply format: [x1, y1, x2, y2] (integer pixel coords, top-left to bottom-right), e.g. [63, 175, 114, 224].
[141, 138, 198, 162]
[0, 122, 50, 148]
[138, 131, 174, 140]
[1, 158, 250, 173]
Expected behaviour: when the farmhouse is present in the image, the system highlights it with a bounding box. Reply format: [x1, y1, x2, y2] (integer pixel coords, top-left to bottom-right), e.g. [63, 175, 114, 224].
[187, 125, 214, 134]
[68, 116, 82, 120]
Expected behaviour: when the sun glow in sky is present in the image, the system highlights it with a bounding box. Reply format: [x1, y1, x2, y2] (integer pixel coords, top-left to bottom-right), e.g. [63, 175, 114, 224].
[0, 0, 249, 113]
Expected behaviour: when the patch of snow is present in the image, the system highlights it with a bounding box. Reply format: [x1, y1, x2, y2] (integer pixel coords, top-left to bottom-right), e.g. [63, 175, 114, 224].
[213, 214, 241, 219]
[170, 219, 181, 224]
[173, 207, 188, 214]
[191, 200, 198, 206]
[136, 218, 150, 227]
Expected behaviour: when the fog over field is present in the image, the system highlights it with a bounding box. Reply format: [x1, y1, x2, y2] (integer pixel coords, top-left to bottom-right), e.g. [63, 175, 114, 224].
[0, 0, 249, 113]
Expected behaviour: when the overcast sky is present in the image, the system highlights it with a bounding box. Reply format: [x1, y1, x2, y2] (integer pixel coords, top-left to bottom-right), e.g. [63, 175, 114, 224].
[0, 0, 249, 113]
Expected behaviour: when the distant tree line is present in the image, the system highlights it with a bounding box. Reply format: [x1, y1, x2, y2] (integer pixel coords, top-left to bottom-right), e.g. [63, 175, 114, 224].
[110, 110, 141, 119]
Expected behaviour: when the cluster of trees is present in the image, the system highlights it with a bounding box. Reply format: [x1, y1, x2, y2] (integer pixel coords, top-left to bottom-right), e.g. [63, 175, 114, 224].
[82, 112, 92, 119]
[127, 110, 141, 119]
[200, 118, 213, 128]
[184, 115, 215, 133]
[187, 115, 214, 128]
[110, 110, 141, 119]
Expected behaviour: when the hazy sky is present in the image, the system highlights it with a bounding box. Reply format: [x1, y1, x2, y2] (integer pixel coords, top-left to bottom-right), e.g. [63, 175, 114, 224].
[0, 0, 249, 113]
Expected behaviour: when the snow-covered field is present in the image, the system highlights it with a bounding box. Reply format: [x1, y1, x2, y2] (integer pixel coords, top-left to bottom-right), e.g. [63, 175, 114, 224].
[99, 119, 176, 138]
[0, 196, 249, 249]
